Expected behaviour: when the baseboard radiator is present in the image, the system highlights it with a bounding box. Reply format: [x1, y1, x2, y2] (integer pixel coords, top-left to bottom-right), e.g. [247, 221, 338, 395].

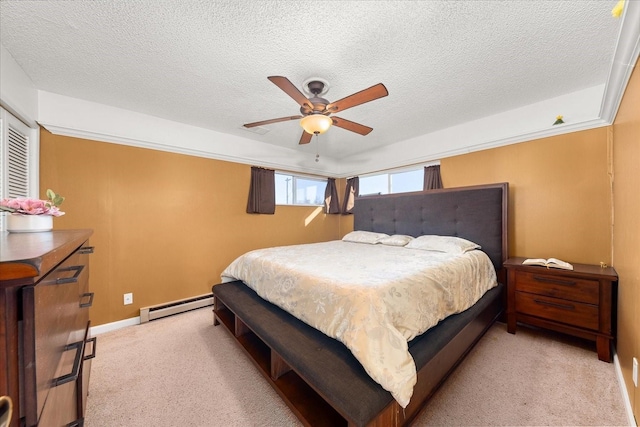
[139, 293, 214, 323]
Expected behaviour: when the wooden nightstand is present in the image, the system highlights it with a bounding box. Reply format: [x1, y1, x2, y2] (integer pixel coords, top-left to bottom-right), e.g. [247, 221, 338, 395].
[504, 257, 618, 362]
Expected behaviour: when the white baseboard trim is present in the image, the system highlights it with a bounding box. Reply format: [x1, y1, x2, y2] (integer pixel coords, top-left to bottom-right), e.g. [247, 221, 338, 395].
[614, 348, 637, 426]
[90, 316, 141, 336]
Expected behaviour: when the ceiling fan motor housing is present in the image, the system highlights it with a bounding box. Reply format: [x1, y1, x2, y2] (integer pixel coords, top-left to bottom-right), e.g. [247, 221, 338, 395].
[300, 81, 330, 115]
[300, 98, 329, 115]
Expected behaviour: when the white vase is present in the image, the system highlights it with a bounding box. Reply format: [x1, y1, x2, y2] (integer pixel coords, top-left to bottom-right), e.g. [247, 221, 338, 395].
[6, 214, 53, 233]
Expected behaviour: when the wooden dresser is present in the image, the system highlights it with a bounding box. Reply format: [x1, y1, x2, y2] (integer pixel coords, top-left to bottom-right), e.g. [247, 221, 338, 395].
[504, 257, 617, 362]
[0, 229, 95, 427]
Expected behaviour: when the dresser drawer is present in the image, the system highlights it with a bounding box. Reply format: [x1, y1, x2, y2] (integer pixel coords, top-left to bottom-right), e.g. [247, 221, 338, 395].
[37, 361, 78, 427]
[514, 270, 599, 304]
[515, 292, 599, 330]
[38, 321, 93, 427]
[23, 246, 91, 425]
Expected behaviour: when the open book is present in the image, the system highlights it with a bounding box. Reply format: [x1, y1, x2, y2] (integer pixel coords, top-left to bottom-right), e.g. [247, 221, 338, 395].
[522, 257, 573, 270]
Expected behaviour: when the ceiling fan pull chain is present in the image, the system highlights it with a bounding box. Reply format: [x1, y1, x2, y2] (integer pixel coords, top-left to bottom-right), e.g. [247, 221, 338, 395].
[315, 134, 320, 162]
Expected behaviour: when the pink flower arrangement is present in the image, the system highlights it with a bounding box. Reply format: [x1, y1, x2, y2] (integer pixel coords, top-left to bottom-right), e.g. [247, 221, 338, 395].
[0, 189, 65, 216]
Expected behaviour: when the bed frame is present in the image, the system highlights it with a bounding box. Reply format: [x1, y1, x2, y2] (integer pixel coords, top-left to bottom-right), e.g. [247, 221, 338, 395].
[213, 183, 508, 426]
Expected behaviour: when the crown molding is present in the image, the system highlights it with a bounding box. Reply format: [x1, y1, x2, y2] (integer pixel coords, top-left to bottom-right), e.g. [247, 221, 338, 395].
[37, 104, 611, 180]
[38, 122, 340, 177]
[47, 116, 607, 180]
[599, 0, 640, 123]
[336, 118, 610, 178]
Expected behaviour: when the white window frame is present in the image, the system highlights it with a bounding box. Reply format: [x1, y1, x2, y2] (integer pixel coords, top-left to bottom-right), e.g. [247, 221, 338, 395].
[0, 107, 40, 231]
[275, 172, 327, 206]
[359, 163, 439, 197]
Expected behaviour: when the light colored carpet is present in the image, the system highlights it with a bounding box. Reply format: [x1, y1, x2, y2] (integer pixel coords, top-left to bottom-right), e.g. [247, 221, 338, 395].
[85, 307, 629, 426]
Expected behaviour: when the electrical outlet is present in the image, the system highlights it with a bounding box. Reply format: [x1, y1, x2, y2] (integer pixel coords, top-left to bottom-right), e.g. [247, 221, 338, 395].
[123, 293, 133, 305]
[633, 357, 638, 387]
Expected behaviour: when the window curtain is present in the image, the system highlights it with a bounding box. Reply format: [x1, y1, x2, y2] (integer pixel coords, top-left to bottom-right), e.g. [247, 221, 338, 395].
[341, 176, 359, 214]
[423, 165, 443, 190]
[246, 167, 275, 214]
[324, 178, 341, 214]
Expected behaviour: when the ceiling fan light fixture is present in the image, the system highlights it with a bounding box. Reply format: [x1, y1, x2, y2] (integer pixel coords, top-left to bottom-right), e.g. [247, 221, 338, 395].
[300, 114, 332, 135]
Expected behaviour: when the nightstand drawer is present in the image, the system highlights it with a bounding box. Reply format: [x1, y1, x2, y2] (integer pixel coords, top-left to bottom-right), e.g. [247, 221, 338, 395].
[514, 270, 599, 304]
[515, 292, 599, 330]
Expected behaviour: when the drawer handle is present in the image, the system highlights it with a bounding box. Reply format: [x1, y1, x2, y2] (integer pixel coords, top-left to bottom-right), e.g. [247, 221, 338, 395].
[53, 340, 84, 386]
[66, 418, 84, 427]
[84, 337, 97, 361]
[80, 292, 94, 308]
[532, 275, 577, 286]
[55, 265, 85, 285]
[79, 246, 94, 254]
[533, 298, 575, 311]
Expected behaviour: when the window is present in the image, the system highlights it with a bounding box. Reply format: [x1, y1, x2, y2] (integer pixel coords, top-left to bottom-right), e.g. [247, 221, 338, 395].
[275, 173, 326, 206]
[359, 168, 424, 196]
[0, 107, 39, 231]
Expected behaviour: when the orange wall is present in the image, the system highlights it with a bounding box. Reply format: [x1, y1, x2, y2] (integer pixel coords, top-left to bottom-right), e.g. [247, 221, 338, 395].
[39, 131, 343, 325]
[442, 127, 613, 265]
[612, 63, 640, 421]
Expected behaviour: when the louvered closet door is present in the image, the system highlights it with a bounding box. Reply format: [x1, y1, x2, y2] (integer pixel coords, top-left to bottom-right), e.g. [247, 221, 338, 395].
[0, 107, 37, 231]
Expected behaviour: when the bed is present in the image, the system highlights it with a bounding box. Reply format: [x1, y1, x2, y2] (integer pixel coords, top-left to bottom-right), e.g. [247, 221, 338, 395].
[212, 182, 508, 426]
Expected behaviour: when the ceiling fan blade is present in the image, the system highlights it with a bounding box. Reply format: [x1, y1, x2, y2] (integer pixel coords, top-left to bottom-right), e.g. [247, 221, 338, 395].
[244, 115, 302, 128]
[299, 131, 313, 145]
[331, 116, 373, 135]
[326, 83, 388, 113]
[268, 76, 314, 110]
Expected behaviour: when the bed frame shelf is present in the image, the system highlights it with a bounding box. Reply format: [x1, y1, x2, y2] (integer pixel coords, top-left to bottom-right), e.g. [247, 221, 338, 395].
[214, 295, 347, 427]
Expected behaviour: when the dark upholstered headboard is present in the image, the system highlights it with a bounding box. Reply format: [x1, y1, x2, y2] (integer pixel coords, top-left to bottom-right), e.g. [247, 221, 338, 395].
[353, 183, 508, 275]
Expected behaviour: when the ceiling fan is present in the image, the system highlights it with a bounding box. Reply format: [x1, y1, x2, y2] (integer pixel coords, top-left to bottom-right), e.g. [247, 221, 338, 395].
[244, 76, 389, 145]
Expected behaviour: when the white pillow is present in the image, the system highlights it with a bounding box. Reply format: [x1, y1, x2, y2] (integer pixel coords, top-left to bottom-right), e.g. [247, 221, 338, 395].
[342, 230, 389, 244]
[405, 235, 480, 254]
[378, 234, 414, 247]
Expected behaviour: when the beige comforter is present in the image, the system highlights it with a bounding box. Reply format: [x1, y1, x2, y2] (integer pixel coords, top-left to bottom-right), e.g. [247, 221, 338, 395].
[221, 240, 497, 407]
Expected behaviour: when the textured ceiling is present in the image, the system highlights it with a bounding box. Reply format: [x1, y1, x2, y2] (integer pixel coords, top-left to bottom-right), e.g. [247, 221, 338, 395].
[0, 1, 625, 161]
